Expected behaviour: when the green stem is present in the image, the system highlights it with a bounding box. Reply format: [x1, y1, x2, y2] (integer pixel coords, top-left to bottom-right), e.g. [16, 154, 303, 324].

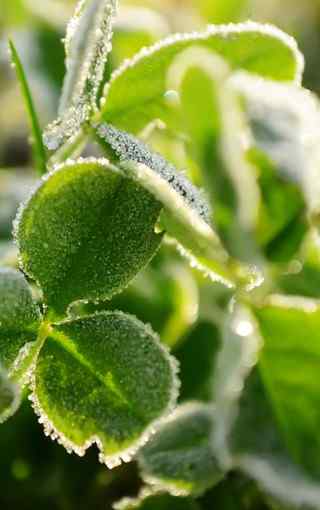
[9, 40, 47, 176]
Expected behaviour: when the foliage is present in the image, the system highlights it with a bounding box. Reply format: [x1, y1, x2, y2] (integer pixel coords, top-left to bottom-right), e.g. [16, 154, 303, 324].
[2, 0, 320, 509]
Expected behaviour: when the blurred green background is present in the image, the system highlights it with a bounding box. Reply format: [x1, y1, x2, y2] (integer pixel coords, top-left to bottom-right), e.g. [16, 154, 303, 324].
[1, 1, 320, 508]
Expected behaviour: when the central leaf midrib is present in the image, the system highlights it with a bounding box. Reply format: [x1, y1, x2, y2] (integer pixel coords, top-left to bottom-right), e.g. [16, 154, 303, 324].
[49, 329, 130, 407]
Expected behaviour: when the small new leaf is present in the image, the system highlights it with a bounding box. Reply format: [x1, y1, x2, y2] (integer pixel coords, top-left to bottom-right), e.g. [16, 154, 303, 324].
[15, 158, 162, 318]
[44, 0, 118, 151]
[31, 311, 179, 467]
[0, 267, 41, 380]
[138, 403, 224, 496]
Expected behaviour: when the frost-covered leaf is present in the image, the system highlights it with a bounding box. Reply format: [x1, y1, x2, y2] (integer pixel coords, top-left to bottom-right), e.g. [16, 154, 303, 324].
[15, 158, 162, 318]
[100, 22, 303, 134]
[138, 403, 224, 496]
[213, 298, 320, 508]
[31, 311, 179, 467]
[44, 0, 118, 151]
[166, 47, 260, 263]
[0, 365, 20, 423]
[176, 321, 221, 402]
[233, 73, 320, 248]
[254, 297, 320, 479]
[95, 123, 233, 287]
[95, 123, 211, 223]
[80, 251, 199, 349]
[0, 268, 41, 380]
[113, 489, 200, 510]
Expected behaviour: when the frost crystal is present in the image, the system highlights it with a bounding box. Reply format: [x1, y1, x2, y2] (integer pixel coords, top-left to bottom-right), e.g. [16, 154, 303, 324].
[44, 0, 118, 150]
[96, 123, 211, 223]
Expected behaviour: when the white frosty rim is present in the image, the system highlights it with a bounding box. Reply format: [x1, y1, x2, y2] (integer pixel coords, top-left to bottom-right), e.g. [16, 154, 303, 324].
[28, 310, 181, 469]
[101, 20, 304, 109]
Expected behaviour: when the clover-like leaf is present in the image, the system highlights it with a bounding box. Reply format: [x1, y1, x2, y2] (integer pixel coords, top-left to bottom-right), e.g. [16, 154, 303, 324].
[31, 311, 179, 467]
[0, 365, 20, 423]
[0, 267, 42, 380]
[94, 123, 233, 287]
[165, 47, 261, 264]
[213, 298, 320, 508]
[100, 22, 303, 134]
[254, 296, 320, 480]
[44, 0, 118, 151]
[233, 72, 320, 244]
[15, 158, 162, 318]
[113, 489, 200, 510]
[138, 402, 224, 496]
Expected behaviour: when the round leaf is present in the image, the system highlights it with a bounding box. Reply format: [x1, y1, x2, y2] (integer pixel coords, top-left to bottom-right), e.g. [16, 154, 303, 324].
[100, 22, 303, 134]
[31, 311, 180, 467]
[138, 403, 224, 496]
[15, 159, 162, 318]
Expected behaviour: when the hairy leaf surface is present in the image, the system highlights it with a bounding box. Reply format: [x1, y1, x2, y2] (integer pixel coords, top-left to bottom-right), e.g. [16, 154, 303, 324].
[95, 123, 233, 287]
[138, 403, 223, 496]
[15, 159, 162, 318]
[32, 311, 179, 467]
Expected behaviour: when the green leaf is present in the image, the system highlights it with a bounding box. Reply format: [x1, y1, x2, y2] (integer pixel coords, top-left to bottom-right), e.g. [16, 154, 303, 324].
[94, 123, 233, 287]
[80, 249, 199, 349]
[31, 311, 179, 467]
[138, 403, 224, 496]
[166, 48, 260, 263]
[176, 321, 221, 402]
[15, 158, 162, 318]
[249, 149, 307, 263]
[0, 365, 20, 423]
[43, 0, 118, 151]
[233, 73, 320, 248]
[254, 297, 320, 479]
[113, 489, 200, 510]
[0, 267, 41, 380]
[213, 299, 320, 508]
[8, 40, 47, 176]
[100, 22, 303, 134]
